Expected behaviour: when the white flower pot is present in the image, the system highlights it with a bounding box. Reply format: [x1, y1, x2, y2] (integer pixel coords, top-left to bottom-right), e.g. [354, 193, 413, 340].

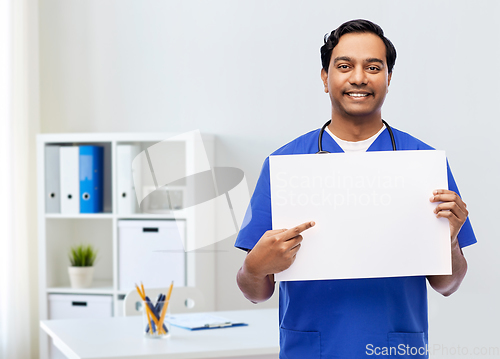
[68, 266, 94, 288]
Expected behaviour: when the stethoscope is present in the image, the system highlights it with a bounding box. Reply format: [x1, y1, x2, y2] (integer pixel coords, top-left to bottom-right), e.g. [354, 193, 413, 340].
[317, 119, 397, 154]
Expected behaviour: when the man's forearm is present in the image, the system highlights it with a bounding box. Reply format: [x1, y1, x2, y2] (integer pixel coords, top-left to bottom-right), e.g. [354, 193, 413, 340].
[427, 238, 468, 296]
[236, 258, 275, 303]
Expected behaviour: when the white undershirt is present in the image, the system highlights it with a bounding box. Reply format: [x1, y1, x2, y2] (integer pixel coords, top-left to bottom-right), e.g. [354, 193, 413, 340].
[325, 124, 386, 153]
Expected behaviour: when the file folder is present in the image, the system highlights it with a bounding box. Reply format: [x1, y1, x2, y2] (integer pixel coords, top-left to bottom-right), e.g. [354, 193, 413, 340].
[79, 146, 104, 213]
[167, 313, 248, 331]
[116, 144, 141, 214]
[60, 146, 80, 214]
[45, 145, 61, 213]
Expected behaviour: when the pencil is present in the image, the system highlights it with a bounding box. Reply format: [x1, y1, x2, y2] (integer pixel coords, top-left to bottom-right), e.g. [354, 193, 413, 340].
[135, 284, 157, 333]
[157, 281, 174, 334]
[140, 282, 156, 332]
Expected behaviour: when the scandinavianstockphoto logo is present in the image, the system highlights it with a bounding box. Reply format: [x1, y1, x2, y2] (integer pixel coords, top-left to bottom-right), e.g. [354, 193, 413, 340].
[273, 170, 405, 209]
[131, 130, 251, 252]
[366, 343, 500, 356]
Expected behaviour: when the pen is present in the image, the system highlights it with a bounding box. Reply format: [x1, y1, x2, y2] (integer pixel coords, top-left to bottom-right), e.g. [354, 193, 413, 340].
[145, 295, 168, 333]
[206, 322, 232, 328]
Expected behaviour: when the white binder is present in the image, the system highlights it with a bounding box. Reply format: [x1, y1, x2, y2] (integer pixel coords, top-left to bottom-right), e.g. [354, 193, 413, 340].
[116, 144, 141, 214]
[60, 146, 80, 214]
[118, 220, 186, 291]
[44, 146, 61, 213]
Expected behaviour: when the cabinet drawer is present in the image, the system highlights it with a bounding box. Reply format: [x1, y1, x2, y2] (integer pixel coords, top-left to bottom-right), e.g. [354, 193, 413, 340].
[118, 220, 186, 291]
[48, 294, 113, 319]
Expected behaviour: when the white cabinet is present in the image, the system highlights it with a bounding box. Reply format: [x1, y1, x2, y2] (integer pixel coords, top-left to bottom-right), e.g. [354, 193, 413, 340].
[118, 220, 186, 291]
[48, 294, 113, 359]
[37, 132, 215, 359]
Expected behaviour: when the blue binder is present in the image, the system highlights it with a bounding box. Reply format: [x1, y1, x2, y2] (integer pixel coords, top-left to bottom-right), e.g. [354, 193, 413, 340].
[79, 146, 104, 213]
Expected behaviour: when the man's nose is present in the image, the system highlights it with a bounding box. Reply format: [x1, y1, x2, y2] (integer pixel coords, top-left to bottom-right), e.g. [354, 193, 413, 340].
[348, 66, 368, 86]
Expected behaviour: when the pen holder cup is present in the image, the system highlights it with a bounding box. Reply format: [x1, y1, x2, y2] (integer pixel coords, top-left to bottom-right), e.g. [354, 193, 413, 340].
[142, 300, 170, 338]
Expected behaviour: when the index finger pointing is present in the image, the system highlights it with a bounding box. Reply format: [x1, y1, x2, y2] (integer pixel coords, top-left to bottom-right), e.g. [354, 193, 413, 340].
[282, 221, 315, 241]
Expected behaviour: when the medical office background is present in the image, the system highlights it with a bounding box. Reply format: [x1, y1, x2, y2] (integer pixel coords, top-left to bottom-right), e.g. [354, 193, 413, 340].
[1, 0, 499, 358]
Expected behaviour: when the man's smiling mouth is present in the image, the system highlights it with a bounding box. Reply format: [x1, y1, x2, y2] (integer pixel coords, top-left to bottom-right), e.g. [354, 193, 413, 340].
[345, 92, 372, 98]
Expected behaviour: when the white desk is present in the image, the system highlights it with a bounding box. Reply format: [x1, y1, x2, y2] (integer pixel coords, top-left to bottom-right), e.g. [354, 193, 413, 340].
[40, 309, 279, 359]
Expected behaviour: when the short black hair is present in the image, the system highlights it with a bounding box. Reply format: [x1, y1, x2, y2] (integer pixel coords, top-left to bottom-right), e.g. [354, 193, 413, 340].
[320, 19, 397, 74]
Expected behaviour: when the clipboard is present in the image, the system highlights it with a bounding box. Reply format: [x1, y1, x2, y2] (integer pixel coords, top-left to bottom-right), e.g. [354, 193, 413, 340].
[167, 313, 248, 331]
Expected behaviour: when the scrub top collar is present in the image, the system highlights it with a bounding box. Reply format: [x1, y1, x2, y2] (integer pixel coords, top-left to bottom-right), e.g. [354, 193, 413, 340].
[321, 127, 394, 153]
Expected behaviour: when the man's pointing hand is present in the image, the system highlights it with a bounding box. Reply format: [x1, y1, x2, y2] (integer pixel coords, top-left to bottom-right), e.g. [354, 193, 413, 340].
[245, 221, 316, 278]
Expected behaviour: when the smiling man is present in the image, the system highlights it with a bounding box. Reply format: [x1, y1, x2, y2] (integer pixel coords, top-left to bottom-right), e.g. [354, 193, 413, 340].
[322, 30, 394, 140]
[235, 19, 476, 358]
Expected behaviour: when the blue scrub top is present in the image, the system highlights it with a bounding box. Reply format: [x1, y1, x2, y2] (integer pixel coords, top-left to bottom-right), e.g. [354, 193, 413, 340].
[235, 127, 477, 359]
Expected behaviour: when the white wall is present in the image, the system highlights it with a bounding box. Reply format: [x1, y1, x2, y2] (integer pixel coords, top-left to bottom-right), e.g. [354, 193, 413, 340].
[39, 0, 500, 357]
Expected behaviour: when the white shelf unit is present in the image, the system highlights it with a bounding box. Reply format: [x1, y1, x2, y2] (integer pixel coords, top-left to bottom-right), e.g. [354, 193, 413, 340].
[37, 132, 215, 359]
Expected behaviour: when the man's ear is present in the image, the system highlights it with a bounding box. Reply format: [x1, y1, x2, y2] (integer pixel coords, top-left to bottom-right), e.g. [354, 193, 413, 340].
[387, 72, 392, 88]
[321, 69, 329, 93]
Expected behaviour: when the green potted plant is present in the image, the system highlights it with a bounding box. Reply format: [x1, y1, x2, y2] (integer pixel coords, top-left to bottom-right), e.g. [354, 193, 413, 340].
[68, 244, 98, 288]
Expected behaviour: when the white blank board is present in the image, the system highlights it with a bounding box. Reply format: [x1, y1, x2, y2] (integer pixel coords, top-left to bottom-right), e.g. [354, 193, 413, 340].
[270, 150, 451, 282]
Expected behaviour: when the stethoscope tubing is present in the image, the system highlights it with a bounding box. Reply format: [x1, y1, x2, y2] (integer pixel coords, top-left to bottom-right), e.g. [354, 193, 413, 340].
[317, 119, 397, 153]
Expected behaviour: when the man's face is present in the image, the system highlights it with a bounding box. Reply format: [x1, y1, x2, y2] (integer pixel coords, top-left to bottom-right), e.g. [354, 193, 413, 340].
[321, 32, 392, 120]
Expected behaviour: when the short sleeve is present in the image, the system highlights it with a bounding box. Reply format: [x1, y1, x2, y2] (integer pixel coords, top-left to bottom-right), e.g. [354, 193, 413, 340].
[234, 157, 273, 251]
[447, 161, 477, 248]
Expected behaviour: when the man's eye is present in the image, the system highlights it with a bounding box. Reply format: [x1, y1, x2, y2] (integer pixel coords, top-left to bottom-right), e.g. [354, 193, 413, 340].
[368, 66, 380, 71]
[338, 65, 350, 69]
